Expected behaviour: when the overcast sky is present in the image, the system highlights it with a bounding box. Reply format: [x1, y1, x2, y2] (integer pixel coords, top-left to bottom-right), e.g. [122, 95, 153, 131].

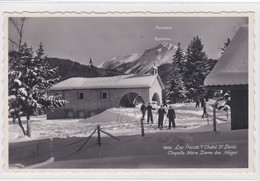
[9, 17, 247, 66]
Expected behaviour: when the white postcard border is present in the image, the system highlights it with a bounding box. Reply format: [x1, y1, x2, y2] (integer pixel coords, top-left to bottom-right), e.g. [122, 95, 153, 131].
[0, 2, 259, 180]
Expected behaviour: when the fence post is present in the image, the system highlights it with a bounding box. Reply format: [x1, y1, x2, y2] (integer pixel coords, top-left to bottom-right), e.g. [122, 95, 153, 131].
[213, 108, 216, 132]
[49, 138, 54, 157]
[141, 118, 145, 136]
[37, 144, 40, 155]
[227, 109, 229, 119]
[97, 125, 101, 146]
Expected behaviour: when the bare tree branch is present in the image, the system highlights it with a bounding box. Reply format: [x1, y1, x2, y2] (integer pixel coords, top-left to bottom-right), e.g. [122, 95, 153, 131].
[9, 38, 19, 48]
[9, 17, 26, 51]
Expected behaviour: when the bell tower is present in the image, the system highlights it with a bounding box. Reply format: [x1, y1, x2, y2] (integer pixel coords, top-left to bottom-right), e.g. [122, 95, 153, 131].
[89, 57, 93, 68]
[153, 63, 158, 75]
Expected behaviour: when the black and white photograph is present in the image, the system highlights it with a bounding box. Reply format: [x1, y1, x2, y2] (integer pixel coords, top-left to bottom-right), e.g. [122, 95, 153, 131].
[6, 14, 252, 170]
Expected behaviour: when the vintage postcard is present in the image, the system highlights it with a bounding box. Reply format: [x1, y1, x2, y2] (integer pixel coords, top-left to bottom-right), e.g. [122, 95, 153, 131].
[3, 12, 255, 177]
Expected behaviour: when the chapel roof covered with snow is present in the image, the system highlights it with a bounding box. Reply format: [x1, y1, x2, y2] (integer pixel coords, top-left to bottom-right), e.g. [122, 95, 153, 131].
[204, 25, 248, 88]
[50, 74, 165, 90]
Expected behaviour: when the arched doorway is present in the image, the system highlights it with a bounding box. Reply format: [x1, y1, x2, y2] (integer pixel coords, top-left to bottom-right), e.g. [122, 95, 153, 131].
[119, 92, 145, 107]
[152, 92, 160, 105]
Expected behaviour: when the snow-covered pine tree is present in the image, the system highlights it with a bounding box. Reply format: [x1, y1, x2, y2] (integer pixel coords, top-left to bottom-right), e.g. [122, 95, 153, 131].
[167, 43, 186, 103]
[8, 43, 68, 137]
[183, 36, 208, 101]
[174, 43, 185, 74]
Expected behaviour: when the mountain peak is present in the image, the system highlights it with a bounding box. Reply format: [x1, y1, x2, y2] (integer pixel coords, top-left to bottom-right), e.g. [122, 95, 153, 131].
[100, 42, 178, 74]
[160, 42, 178, 51]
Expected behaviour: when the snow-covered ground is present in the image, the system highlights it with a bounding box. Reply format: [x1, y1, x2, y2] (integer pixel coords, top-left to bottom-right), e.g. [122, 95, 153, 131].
[9, 100, 230, 142]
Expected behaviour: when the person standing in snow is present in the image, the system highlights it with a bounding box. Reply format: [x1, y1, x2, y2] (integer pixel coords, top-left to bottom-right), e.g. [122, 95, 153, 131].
[167, 106, 176, 129]
[200, 98, 205, 108]
[157, 105, 166, 129]
[202, 101, 208, 118]
[195, 98, 200, 107]
[163, 99, 168, 107]
[147, 103, 155, 124]
[140, 103, 146, 119]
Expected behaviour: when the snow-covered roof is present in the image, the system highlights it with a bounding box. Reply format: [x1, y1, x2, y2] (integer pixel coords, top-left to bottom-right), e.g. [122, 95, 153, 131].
[51, 74, 164, 90]
[204, 25, 248, 87]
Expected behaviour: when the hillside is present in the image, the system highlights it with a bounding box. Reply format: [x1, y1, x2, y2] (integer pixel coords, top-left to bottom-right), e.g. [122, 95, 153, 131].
[157, 63, 172, 85]
[46, 57, 123, 81]
[45, 47, 217, 86]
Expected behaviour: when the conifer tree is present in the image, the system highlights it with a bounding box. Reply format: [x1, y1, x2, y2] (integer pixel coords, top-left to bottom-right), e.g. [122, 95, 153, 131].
[174, 42, 185, 74]
[183, 36, 208, 101]
[8, 43, 68, 137]
[167, 43, 186, 103]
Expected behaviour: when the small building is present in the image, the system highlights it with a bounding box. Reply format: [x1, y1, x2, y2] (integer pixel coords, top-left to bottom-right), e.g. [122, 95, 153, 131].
[47, 74, 164, 119]
[204, 25, 248, 130]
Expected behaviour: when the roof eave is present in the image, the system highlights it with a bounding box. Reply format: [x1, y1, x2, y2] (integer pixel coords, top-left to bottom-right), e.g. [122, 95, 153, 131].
[50, 86, 152, 91]
[205, 84, 248, 90]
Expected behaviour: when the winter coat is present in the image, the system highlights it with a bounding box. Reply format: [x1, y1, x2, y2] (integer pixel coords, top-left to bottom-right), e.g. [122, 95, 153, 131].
[147, 105, 155, 112]
[140, 105, 146, 113]
[200, 99, 205, 107]
[157, 108, 166, 121]
[167, 109, 176, 120]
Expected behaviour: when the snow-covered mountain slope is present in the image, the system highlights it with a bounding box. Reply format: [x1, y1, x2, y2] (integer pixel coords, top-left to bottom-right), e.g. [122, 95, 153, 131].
[99, 42, 178, 74]
[99, 54, 141, 70]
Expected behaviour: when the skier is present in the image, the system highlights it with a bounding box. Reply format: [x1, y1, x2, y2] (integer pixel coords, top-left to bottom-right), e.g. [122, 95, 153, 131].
[200, 98, 205, 108]
[195, 98, 200, 107]
[140, 103, 146, 119]
[202, 101, 208, 118]
[157, 105, 166, 129]
[147, 103, 155, 124]
[167, 106, 176, 129]
[163, 99, 168, 107]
